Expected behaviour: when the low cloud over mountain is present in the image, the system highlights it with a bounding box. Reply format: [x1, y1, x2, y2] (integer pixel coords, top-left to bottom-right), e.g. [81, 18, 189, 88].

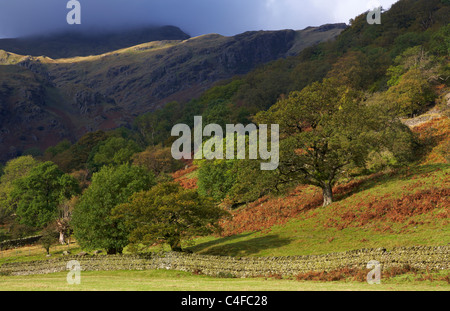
[0, 0, 397, 38]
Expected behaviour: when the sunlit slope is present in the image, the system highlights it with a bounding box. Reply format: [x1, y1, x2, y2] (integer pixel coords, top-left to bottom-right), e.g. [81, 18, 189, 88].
[176, 117, 450, 257]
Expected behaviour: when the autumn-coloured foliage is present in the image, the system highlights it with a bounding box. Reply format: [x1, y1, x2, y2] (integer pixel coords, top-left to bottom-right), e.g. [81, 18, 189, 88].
[220, 185, 323, 236]
[132, 145, 183, 175]
[413, 116, 450, 165]
[172, 165, 198, 189]
[172, 165, 197, 180]
[218, 171, 389, 236]
[295, 264, 449, 283]
[217, 163, 449, 237]
[176, 177, 198, 190]
[325, 186, 450, 230]
[386, 67, 435, 116]
[69, 169, 91, 190]
[296, 267, 369, 282]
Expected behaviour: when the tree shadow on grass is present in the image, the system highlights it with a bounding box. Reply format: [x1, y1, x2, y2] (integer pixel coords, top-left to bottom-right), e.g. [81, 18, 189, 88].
[189, 234, 292, 257]
[333, 163, 448, 203]
[188, 233, 253, 253]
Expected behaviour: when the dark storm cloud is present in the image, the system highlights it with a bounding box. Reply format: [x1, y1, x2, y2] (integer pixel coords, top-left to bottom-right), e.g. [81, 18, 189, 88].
[0, 0, 398, 38]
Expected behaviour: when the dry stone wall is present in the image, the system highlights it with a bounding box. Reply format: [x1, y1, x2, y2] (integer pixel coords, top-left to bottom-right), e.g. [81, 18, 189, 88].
[0, 236, 42, 250]
[1, 246, 448, 278]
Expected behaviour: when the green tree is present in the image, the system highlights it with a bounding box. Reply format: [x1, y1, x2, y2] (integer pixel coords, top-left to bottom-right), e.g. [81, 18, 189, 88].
[197, 158, 278, 206]
[325, 50, 389, 90]
[44, 139, 72, 158]
[0, 156, 39, 185]
[70, 130, 108, 171]
[132, 145, 183, 176]
[12, 162, 80, 228]
[429, 24, 450, 57]
[197, 159, 236, 202]
[202, 100, 232, 128]
[227, 159, 280, 206]
[386, 68, 435, 116]
[40, 223, 59, 255]
[133, 101, 184, 146]
[0, 156, 39, 223]
[112, 182, 228, 252]
[256, 79, 414, 206]
[22, 147, 43, 158]
[196, 133, 280, 206]
[71, 164, 155, 254]
[88, 137, 140, 172]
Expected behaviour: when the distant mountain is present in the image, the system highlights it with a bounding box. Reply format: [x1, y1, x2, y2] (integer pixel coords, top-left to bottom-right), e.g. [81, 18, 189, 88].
[0, 23, 347, 162]
[0, 26, 191, 59]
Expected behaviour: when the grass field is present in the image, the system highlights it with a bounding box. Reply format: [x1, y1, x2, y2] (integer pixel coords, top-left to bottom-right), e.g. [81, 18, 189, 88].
[0, 242, 82, 265]
[0, 269, 449, 291]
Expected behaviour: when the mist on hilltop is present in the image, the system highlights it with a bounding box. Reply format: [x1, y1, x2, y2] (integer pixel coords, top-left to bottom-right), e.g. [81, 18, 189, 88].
[0, 0, 397, 39]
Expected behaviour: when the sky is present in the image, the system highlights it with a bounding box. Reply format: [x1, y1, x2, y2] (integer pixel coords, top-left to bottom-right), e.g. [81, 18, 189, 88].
[0, 0, 399, 39]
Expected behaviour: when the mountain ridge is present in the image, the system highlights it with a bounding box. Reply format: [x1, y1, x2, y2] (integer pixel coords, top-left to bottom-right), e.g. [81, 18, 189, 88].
[0, 26, 191, 59]
[0, 23, 347, 162]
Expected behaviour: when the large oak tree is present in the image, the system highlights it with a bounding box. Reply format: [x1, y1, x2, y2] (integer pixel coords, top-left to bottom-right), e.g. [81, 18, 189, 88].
[113, 182, 229, 252]
[256, 78, 414, 206]
[71, 164, 155, 254]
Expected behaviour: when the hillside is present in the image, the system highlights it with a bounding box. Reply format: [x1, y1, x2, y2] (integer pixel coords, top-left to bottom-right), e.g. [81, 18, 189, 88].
[0, 23, 346, 162]
[162, 0, 450, 256]
[169, 115, 449, 256]
[189, 162, 449, 256]
[114, 0, 449, 155]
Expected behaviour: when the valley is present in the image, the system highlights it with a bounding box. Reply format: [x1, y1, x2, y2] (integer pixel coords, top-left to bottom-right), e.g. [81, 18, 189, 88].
[0, 0, 449, 293]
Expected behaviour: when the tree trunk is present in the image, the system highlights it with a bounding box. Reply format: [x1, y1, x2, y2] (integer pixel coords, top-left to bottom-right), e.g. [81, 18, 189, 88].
[59, 231, 65, 245]
[169, 236, 182, 252]
[322, 183, 333, 207]
[56, 219, 68, 245]
[106, 248, 122, 255]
